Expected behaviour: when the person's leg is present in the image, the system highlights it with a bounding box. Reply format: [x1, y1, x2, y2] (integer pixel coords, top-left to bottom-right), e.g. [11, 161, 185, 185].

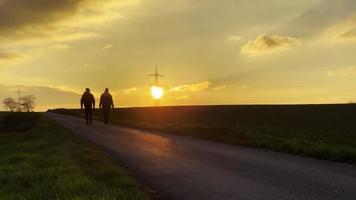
[89, 108, 93, 124]
[103, 108, 109, 124]
[102, 109, 106, 124]
[106, 108, 110, 124]
[84, 109, 89, 125]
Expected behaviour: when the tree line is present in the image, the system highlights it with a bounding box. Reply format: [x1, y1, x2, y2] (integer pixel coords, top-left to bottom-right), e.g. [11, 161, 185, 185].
[2, 95, 36, 112]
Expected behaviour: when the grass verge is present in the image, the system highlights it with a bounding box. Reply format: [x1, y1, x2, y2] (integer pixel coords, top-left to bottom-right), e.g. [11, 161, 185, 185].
[0, 112, 150, 200]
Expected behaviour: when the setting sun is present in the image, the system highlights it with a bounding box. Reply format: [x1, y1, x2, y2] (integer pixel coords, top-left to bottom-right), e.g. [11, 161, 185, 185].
[150, 86, 164, 100]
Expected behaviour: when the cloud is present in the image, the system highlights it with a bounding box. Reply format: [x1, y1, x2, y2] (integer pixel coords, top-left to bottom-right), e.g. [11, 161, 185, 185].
[212, 85, 227, 91]
[117, 87, 138, 95]
[340, 30, 356, 39]
[0, 0, 142, 43]
[328, 66, 356, 77]
[241, 34, 300, 55]
[102, 44, 113, 51]
[52, 43, 70, 50]
[277, 0, 356, 38]
[112, 81, 223, 100]
[51, 31, 100, 42]
[0, 52, 22, 60]
[0, 0, 93, 39]
[0, 84, 81, 111]
[169, 81, 212, 93]
[324, 14, 356, 41]
[226, 35, 243, 43]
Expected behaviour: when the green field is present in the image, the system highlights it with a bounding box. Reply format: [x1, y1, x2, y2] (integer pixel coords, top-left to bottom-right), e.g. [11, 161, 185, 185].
[49, 104, 356, 165]
[0, 112, 150, 200]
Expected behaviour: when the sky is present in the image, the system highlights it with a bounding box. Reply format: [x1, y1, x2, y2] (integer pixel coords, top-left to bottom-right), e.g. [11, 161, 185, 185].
[1, 0, 356, 111]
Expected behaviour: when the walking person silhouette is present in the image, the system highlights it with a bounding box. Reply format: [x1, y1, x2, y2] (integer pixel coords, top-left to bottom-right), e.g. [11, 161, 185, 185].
[81, 88, 95, 125]
[99, 88, 114, 124]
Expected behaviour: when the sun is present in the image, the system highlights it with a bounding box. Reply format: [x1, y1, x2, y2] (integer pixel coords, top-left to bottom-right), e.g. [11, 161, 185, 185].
[150, 86, 164, 99]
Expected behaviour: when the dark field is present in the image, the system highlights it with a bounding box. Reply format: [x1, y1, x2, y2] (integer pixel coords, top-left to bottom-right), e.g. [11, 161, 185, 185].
[49, 104, 356, 165]
[0, 112, 150, 200]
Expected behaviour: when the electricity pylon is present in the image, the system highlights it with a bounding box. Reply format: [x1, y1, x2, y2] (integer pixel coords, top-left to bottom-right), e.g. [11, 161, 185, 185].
[17, 86, 22, 101]
[148, 66, 165, 85]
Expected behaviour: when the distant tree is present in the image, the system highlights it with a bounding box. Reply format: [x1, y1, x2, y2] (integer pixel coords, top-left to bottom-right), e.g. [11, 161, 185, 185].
[19, 95, 36, 112]
[3, 97, 17, 112]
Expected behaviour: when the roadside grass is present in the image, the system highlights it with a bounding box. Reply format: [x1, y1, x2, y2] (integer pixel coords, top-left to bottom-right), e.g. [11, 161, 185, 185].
[0, 112, 150, 200]
[49, 105, 356, 165]
[0, 112, 40, 132]
[248, 128, 356, 163]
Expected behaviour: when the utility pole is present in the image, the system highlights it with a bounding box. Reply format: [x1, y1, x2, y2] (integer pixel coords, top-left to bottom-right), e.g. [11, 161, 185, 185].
[14, 86, 23, 111]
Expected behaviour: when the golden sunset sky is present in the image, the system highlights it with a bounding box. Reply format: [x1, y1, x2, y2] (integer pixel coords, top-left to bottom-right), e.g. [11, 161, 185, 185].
[1, 0, 356, 110]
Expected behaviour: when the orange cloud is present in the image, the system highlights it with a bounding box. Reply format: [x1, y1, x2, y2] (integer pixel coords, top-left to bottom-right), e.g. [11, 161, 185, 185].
[212, 85, 227, 91]
[169, 81, 212, 93]
[119, 87, 138, 95]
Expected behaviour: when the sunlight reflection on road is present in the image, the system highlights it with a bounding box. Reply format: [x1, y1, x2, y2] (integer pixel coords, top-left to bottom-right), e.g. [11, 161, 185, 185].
[128, 130, 176, 157]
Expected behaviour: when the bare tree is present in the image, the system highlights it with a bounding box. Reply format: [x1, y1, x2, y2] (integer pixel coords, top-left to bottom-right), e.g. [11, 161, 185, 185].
[3, 97, 17, 112]
[19, 95, 36, 112]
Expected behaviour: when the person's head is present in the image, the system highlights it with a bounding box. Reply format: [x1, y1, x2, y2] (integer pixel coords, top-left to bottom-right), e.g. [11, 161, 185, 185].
[85, 88, 90, 93]
[104, 88, 109, 93]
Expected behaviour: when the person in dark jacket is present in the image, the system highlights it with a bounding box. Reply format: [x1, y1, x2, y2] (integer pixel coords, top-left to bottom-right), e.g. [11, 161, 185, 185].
[99, 88, 114, 124]
[81, 88, 95, 125]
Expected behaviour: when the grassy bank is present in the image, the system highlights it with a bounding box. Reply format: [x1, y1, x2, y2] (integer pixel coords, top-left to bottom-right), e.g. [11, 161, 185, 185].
[0, 112, 150, 200]
[49, 105, 356, 165]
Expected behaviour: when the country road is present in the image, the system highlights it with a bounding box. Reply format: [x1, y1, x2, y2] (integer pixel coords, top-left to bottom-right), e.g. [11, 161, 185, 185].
[45, 113, 356, 200]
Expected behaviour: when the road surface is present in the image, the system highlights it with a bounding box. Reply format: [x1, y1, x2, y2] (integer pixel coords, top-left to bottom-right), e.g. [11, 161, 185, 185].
[46, 113, 356, 200]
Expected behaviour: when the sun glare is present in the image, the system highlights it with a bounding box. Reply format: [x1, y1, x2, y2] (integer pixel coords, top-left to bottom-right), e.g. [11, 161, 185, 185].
[150, 86, 164, 99]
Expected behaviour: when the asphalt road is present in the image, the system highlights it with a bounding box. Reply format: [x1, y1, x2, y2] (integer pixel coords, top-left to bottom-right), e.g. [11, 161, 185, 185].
[46, 113, 356, 200]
